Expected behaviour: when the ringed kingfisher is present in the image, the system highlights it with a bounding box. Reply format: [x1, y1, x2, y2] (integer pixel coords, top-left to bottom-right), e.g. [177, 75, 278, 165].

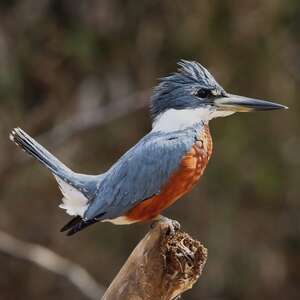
[10, 60, 287, 236]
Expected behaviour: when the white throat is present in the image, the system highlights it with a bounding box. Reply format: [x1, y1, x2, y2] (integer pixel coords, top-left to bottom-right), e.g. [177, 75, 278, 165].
[152, 108, 234, 133]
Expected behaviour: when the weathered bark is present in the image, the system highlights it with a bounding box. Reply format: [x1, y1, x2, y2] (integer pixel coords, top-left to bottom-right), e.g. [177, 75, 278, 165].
[102, 218, 207, 300]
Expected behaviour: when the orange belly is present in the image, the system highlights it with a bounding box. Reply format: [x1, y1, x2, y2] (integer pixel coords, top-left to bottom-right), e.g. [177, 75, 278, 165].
[125, 125, 213, 222]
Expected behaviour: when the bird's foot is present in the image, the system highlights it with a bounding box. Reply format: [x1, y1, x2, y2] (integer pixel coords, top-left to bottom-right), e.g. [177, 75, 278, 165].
[150, 215, 180, 236]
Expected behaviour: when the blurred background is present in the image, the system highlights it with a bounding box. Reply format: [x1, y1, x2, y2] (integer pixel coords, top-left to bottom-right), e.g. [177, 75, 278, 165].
[0, 0, 299, 299]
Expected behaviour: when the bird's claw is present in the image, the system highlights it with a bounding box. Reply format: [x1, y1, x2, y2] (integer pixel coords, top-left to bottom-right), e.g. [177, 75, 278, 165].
[150, 216, 181, 236]
[167, 219, 181, 236]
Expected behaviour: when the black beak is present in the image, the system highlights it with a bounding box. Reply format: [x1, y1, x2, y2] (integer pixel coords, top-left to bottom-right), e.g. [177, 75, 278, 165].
[214, 94, 288, 112]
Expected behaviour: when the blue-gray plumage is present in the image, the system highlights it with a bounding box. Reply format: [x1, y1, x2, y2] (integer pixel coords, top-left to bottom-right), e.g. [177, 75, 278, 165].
[84, 124, 203, 221]
[9, 60, 287, 235]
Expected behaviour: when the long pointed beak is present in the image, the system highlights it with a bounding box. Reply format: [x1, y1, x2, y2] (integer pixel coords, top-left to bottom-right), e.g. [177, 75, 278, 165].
[214, 94, 288, 112]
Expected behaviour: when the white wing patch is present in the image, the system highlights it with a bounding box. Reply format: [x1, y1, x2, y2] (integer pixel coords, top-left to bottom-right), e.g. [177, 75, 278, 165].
[54, 176, 89, 217]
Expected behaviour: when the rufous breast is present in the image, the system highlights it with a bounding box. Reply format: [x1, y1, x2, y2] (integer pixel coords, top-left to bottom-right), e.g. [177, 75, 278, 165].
[125, 125, 213, 222]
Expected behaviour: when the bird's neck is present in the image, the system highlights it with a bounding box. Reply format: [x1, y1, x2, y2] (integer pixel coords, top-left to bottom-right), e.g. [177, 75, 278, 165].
[152, 108, 211, 133]
[152, 107, 234, 133]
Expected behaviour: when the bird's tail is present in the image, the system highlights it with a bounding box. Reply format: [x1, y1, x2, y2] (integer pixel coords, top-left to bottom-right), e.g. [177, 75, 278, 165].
[9, 127, 102, 233]
[10, 127, 71, 176]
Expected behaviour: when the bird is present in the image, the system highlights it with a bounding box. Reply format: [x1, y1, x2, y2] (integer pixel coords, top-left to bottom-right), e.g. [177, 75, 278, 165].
[9, 60, 287, 236]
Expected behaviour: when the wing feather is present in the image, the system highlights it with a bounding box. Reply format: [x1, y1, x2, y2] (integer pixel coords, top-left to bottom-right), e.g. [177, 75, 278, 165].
[84, 129, 199, 220]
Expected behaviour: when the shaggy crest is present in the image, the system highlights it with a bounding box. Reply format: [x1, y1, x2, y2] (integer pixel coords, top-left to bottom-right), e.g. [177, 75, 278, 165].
[150, 60, 224, 119]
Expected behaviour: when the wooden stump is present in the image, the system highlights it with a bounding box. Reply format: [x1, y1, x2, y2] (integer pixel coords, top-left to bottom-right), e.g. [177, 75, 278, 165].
[102, 218, 207, 300]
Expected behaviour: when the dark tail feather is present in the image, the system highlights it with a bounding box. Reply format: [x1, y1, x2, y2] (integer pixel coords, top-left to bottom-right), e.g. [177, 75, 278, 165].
[60, 216, 82, 232]
[9, 127, 71, 176]
[66, 219, 99, 236]
[62, 212, 106, 235]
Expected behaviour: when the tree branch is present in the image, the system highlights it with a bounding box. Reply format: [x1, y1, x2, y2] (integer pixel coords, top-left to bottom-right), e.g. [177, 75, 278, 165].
[102, 218, 207, 300]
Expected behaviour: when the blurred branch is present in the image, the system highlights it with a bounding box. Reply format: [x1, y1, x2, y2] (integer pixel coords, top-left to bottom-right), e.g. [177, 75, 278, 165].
[38, 89, 150, 148]
[0, 230, 105, 300]
[102, 217, 207, 300]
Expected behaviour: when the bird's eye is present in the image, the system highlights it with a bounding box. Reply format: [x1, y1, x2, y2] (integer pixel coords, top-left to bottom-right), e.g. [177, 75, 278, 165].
[195, 88, 212, 98]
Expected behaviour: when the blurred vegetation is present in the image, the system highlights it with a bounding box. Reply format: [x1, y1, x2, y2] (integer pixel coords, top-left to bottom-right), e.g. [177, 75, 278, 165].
[0, 0, 299, 299]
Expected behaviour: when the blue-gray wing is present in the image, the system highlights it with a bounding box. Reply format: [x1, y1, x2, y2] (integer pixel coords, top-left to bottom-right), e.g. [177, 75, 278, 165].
[84, 129, 197, 220]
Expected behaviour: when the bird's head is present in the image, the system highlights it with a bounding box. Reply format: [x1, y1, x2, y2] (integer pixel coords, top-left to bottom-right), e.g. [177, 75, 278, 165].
[151, 60, 287, 132]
